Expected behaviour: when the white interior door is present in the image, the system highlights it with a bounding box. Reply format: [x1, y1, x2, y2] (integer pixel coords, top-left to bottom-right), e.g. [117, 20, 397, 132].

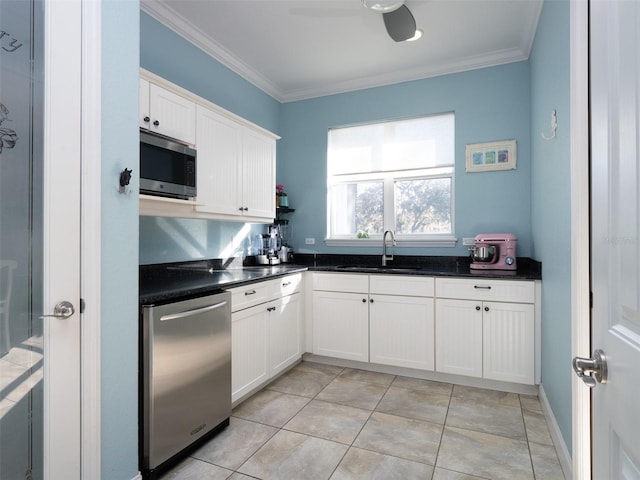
[0, 0, 81, 478]
[588, 0, 640, 477]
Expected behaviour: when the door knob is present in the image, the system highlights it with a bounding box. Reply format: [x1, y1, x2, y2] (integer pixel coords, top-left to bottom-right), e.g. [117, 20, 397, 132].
[40, 300, 75, 320]
[573, 349, 607, 388]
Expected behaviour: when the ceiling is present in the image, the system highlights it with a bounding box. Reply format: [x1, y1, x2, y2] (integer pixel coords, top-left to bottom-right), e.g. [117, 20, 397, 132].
[141, 0, 543, 103]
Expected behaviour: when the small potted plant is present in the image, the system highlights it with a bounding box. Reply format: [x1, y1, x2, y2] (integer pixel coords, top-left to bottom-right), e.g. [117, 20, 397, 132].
[276, 184, 288, 207]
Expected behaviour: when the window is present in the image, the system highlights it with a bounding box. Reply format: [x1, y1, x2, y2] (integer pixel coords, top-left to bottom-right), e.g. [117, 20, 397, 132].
[327, 113, 455, 246]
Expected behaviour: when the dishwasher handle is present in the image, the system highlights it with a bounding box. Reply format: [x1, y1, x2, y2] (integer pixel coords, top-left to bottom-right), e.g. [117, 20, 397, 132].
[160, 301, 228, 322]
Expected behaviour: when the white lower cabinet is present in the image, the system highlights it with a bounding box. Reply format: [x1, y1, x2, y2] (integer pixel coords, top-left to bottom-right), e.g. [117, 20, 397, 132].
[312, 273, 435, 368]
[230, 274, 302, 403]
[369, 294, 434, 370]
[482, 301, 535, 384]
[312, 290, 369, 362]
[435, 278, 536, 384]
[311, 273, 537, 386]
[269, 293, 302, 377]
[232, 303, 269, 402]
[435, 299, 483, 378]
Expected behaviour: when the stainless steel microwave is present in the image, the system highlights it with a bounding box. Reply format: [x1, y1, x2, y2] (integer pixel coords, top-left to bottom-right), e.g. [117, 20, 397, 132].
[140, 131, 197, 200]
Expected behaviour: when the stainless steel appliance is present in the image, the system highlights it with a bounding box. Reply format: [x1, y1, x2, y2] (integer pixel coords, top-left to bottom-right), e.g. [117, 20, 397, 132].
[140, 131, 197, 199]
[140, 291, 231, 478]
[469, 233, 517, 270]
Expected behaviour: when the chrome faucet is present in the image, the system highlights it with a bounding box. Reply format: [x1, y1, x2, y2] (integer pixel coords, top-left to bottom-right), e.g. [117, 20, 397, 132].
[382, 230, 396, 266]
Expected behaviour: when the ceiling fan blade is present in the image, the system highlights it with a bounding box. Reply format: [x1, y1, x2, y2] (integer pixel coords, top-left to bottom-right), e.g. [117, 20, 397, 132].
[382, 4, 416, 42]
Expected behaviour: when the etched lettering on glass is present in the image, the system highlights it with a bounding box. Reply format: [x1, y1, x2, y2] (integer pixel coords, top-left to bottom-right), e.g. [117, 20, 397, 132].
[0, 30, 24, 52]
[0, 103, 18, 154]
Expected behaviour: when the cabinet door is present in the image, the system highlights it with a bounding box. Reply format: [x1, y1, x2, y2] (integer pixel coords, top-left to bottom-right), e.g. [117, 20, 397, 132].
[139, 78, 150, 129]
[241, 128, 275, 220]
[269, 294, 301, 377]
[482, 302, 535, 384]
[435, 299, 482, 378]
[232, 304, 268, 403]
[370, 294, 434, 370]
[313, 291, 369, 362]
[195, 106, 242, 216]
[148, 83, 196, 144]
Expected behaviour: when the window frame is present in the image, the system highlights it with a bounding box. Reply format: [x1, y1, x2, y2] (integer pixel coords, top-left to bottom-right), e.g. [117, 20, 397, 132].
[325, 115, 457, 248]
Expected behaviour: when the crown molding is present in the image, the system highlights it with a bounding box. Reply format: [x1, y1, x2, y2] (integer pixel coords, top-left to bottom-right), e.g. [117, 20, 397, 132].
[279, 47, 529, 102]
[141, 0, 538, 104]
[140, 0, 285, 101]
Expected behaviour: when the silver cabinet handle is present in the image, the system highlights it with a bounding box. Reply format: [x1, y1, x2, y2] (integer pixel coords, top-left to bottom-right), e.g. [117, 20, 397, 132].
[160, 301, 227, 321]
[573, 349, 608, 388]
[40, 300, 75, 319]
[282, 281, 291, 287]
[474, 285, 492, 290]
[244, 290, 257, 296]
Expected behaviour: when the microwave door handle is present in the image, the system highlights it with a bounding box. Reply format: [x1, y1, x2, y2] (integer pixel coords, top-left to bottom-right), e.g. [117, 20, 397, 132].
[160, 301, 227, 322]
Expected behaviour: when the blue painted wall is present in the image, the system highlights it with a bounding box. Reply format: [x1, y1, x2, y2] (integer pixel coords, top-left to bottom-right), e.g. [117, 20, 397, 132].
[137, 8, 572, 459]
[102, 1, 140, 478]
[530, 0, 572, 452]
[140, 12, 280, 135]
[139, 13, 532, 264]
[279, 63, 532, 256]
[139, 12, 280, 265]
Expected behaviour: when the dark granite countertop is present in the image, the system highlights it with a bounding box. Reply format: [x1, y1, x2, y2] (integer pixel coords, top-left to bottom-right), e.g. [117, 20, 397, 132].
[300, 254, 541, 280]
[140, 259, 307, 305]
[140, 255, 541, 305]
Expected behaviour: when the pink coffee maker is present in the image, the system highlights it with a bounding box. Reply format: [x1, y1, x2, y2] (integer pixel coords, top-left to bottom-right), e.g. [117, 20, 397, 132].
[469, 233, 517, 270]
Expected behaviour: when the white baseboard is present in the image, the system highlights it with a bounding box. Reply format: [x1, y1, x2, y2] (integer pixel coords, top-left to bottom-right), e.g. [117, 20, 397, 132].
[131, 473, 143, 480]
[539, 384, 573, 479]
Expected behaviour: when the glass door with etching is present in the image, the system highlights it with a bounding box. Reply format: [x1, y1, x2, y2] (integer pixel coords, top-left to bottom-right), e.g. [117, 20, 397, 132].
[1, 1, 81, 478]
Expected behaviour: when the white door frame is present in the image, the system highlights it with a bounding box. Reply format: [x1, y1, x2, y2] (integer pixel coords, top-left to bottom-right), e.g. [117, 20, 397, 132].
[80, 0, 102, 478]
[570, 0, 591, 478]
[45, 0, 103, 477]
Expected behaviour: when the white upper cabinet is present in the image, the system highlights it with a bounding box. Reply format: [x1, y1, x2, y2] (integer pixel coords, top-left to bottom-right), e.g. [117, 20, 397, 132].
[241, 128, 276, 220]
[139, 78, 196, 145]
[195, 106, 242, 217]
[195, 105, 276, 221]
[139, 70, 279, 221]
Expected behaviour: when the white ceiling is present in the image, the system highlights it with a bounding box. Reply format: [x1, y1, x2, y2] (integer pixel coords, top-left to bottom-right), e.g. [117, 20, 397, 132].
[141, 0, 543, 103]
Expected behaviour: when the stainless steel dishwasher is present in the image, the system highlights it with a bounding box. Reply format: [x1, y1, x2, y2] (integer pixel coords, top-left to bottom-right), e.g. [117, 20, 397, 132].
[140, 291, 231, 479]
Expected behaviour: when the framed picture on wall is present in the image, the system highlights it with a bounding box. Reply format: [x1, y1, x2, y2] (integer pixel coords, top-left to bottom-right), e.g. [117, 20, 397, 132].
[465, 139, 517, 172]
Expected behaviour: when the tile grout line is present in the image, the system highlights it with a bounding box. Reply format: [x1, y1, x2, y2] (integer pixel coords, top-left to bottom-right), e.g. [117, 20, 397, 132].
[233, 367, 345, 479]
[430, 383, 454, 477]
[319, 367, 395, 480]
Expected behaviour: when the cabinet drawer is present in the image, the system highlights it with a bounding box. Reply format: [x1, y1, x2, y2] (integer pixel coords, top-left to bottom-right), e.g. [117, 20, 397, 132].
[435, 277, 534, 303]
[228, 280, 275, 312]
[313, 273, 368, 293]
[370, 275, 434, 297]
[275, 273, 302, 297]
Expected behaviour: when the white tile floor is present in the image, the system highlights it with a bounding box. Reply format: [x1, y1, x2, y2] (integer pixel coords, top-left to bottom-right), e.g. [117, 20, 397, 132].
[161, 361, 566, 480]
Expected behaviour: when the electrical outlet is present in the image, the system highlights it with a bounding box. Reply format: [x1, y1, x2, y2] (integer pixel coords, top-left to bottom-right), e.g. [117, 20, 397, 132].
[462, 237, 476, 245]
[305, 238, 315, 245]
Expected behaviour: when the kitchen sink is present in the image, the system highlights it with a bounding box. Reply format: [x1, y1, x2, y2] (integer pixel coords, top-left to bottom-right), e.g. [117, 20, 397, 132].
[334, 265, 422, 273]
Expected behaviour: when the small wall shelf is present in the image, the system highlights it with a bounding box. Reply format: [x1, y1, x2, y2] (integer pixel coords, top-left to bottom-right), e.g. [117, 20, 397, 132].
[275, 206, 295, 222]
